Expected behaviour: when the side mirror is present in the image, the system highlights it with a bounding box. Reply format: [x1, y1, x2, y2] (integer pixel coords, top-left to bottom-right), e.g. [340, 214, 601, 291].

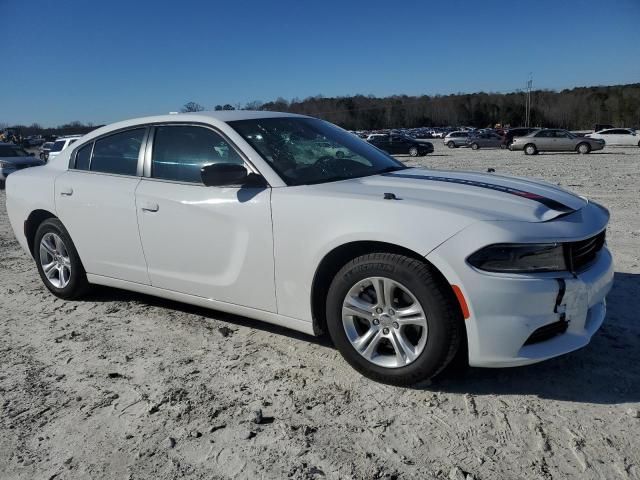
[200, 163, 265, 187]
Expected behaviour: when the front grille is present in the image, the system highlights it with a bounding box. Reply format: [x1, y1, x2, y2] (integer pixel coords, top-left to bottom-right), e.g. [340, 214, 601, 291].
[524, 318, 569, 345]
[565, 230, 606, 272]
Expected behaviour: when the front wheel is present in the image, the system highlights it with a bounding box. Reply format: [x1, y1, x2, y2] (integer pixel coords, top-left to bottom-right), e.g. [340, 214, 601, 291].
[471, 143, 479, 150]
[326, 253, 463, 385]
[576, 143, 591, 154]
[408, 146, 419, 157]
[34, 218, 89, 300]
[447, 141, 456, 148]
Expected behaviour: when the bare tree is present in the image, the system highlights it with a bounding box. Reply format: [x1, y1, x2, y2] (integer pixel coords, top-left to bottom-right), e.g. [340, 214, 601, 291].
[181, 102, 205, 113]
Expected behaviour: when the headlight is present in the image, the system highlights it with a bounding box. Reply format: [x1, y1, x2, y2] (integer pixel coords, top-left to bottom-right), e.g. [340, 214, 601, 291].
[467, 243, 567, 273]
[0, 161, 9, 168]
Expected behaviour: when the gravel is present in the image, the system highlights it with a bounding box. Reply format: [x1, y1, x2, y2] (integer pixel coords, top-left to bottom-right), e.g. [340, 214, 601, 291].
[1, 143, 639, 479]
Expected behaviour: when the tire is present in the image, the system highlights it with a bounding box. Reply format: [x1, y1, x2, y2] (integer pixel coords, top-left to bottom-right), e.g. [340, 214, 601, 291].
[34, 218, 89, 300]
[576, 143, 591, 154]
[471, 143, 479, 150]
[524, 143, 537, 155]
[408, 147, 419, 157]
[447, 141, 456, 149]
[326, 253, 463, 386]
[0, 180, 5, 190]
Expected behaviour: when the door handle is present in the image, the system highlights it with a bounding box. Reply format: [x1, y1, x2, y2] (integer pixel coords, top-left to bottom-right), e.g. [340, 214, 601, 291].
[141, 201, 159, 212]
[60, 187, 73, 196]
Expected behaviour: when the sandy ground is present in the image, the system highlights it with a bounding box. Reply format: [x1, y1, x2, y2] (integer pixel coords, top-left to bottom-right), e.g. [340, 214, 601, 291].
[1, 142, 639, 480]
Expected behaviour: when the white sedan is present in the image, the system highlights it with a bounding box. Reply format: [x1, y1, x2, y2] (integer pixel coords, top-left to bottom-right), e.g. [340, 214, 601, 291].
[5, 111, 614, 385]
[586, 128, 640, 147]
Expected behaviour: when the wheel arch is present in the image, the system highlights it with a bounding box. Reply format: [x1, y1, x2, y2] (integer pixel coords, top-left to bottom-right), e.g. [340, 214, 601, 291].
[310, 240, 463, 337]
[576, 141, 591, 152]
[24, 209, 57, 256]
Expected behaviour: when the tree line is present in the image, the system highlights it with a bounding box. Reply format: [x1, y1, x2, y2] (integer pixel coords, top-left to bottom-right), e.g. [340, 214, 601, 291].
[187, 83, 640, 131]
[259, 83, 640, 130]
[5, 83, 639, 136]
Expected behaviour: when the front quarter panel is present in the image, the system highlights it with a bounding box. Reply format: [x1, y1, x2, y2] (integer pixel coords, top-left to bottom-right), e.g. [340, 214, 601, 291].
[270, 185, 477, 322]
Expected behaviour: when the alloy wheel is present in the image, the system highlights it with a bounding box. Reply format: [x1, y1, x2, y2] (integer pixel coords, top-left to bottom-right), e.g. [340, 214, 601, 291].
[342, 276, 428, 368]
[39, 232, 72, 288]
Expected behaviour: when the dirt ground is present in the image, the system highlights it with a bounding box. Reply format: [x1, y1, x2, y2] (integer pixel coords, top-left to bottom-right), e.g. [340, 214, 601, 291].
[1, 142, 639, 480]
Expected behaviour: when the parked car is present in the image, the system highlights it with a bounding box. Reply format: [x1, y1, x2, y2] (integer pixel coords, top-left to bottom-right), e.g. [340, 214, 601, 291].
[5, 111, 613, 385]
[0, 142, 45, 188]
[443, 131, 470, 148]
[368, 134, 433, 156]
[503, 128, 537, 148]
[39, 142, 55, 161]
[47, 135, 82, 162]
[466, 132, 504, 150]
[586, 128, 639, 147]
[511, 129, 605, 155]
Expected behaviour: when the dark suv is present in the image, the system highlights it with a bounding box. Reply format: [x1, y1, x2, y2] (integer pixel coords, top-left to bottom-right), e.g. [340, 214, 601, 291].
[503, 128, 537, 148]
[368, 134, 433, 157]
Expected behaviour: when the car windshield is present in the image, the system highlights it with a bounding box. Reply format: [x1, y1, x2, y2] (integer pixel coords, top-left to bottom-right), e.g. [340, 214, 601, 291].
[50, 140, 67, 152]
[0, 145, 29, 157]
[229, 117, 406, 186]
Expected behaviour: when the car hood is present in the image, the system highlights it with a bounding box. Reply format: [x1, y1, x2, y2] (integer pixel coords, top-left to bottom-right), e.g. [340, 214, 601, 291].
[0, 156, 45, 166]
[313, 167, 587, 222]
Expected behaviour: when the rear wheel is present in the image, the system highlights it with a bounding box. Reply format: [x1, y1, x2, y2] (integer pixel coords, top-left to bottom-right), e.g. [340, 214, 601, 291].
[408, 146, 419, 157]
[576, 142, 591, 154]
[34, 218, 89, 300]
[524, 143, 537, 155]
[326, 253, 463, 386]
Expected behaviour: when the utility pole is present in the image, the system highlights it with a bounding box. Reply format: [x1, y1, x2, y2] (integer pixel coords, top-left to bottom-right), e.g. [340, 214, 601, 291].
[525, 74, 533, 127]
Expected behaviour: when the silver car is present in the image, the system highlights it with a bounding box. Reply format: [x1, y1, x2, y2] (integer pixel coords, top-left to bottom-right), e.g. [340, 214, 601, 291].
[443, 131, 470, 148]
[0, 142, 45, 187]
[511, 129, 605, 155]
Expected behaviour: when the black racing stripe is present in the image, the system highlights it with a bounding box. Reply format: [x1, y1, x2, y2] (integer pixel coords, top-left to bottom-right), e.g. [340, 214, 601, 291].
[382, 173, 574, 212]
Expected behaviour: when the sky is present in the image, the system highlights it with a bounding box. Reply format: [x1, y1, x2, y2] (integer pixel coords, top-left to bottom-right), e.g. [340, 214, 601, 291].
[1, 0, 639, 127]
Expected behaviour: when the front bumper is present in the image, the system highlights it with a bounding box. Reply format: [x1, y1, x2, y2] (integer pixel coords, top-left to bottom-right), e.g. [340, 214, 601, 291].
[426, 202, 613, 368]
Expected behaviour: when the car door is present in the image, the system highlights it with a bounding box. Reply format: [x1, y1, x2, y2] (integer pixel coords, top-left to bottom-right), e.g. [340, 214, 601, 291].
[374, 136, 392, 153]
[55, 127, 150, 284]
[610, 129, 634, 146]
[532, 130, 553, 150]
[390, 136, 405, 154]
[134, 124, 276, 312]
[554, 130, 576, 151]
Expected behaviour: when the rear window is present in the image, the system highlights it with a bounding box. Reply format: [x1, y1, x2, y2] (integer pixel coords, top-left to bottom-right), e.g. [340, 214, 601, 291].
[90, 129, 145, 176]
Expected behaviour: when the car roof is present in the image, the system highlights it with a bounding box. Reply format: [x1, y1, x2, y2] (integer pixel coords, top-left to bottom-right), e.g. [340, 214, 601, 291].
[74, 111, 309, 145]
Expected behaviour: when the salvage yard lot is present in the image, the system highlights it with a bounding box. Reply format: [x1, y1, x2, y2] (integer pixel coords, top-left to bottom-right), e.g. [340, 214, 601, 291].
[1, 143, 639, 479]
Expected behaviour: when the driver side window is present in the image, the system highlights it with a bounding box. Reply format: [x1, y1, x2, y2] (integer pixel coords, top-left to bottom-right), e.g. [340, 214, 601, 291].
[151, 126, 244, 183]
